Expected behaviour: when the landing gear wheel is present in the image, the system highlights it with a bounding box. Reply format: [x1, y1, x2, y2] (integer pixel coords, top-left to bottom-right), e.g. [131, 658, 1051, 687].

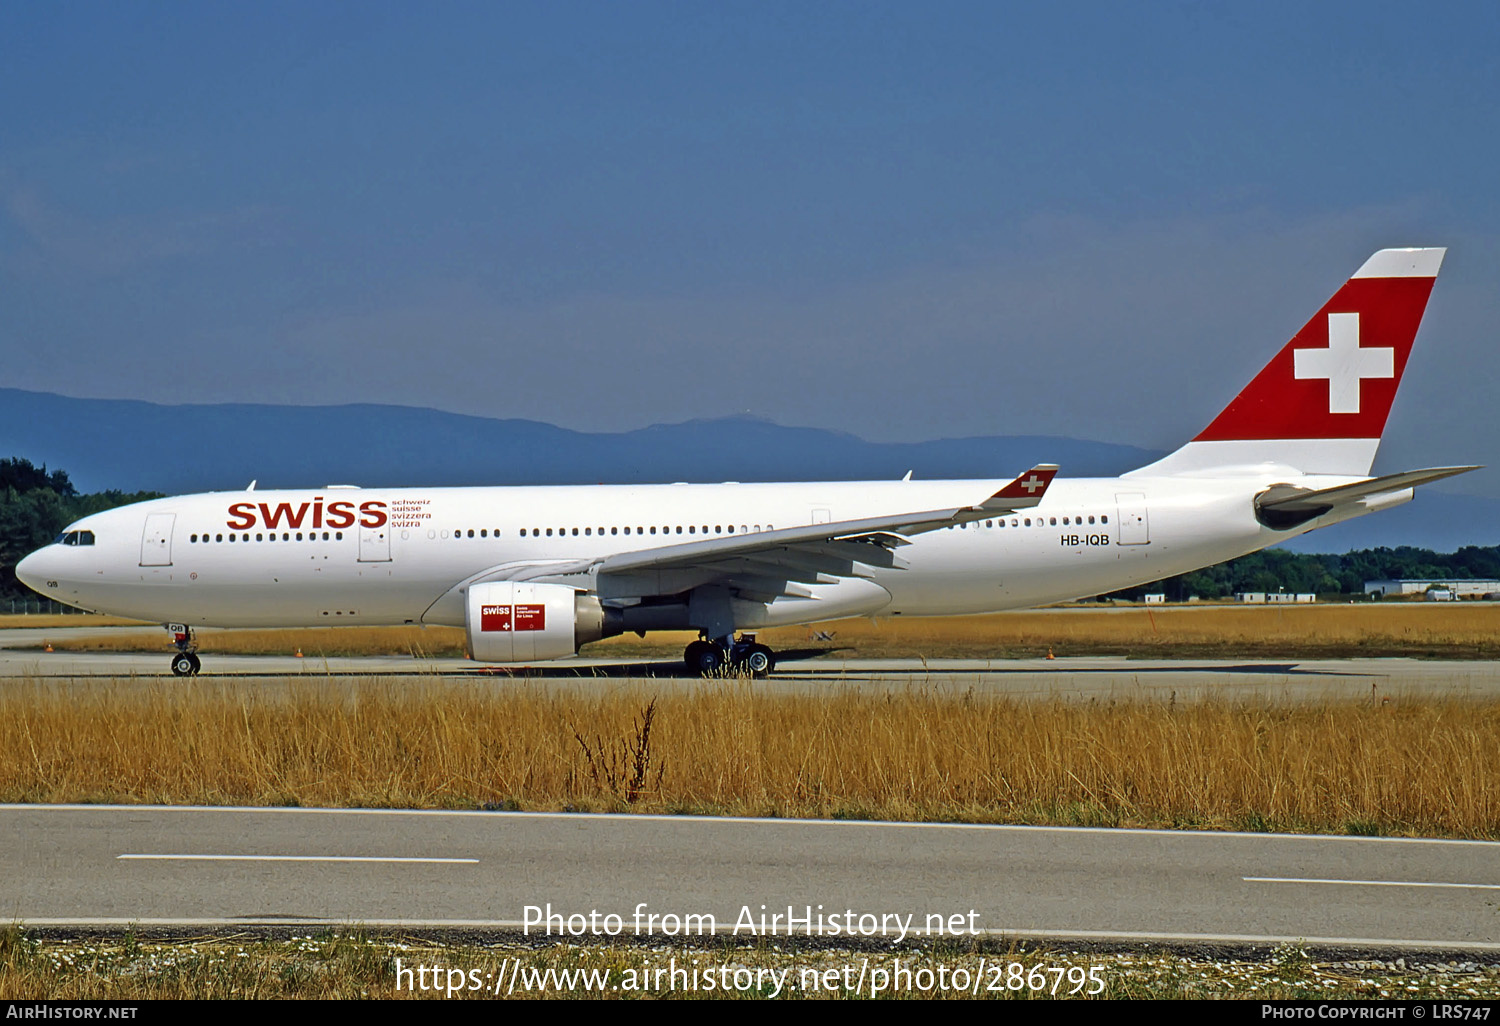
[685, 641, 724, 676]
[165, 623, 199, 677]
[743, 644, 774, 678]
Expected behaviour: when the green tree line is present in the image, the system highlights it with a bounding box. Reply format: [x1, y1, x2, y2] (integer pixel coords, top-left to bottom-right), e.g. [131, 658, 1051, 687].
[1, 458, 162, 603]
[1116, 544, 1500, 601]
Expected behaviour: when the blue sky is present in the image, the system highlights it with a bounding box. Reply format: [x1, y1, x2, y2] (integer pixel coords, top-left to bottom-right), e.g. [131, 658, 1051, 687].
[3, 2, 1497, 494]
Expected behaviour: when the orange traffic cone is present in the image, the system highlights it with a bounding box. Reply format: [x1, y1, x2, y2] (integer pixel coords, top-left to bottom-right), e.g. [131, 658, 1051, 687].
[294, 647, 304, 658]
[1045, 647, 1055, 660]
[44, 643, 53, 653]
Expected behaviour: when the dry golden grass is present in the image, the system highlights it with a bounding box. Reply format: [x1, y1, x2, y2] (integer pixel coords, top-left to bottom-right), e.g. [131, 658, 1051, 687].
[22, 603, 1500, 659]
[2, 676, 1496, 838]
[28, 625, 468, 658]
[0, 614, 144, 629]
[587, 603, 1500, 659]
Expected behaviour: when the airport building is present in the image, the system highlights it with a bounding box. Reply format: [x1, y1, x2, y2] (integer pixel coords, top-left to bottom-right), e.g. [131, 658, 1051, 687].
[1364, 579, 1500, 599]
[1235, 592, 1316, 604]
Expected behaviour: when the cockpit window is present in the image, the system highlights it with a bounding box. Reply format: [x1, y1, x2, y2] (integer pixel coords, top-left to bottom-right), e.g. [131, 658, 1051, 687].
[54, 530, 96, 547]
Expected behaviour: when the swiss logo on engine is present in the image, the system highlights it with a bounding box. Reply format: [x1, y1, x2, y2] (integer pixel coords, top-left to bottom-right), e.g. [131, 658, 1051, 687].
[480, 603, 545, 632]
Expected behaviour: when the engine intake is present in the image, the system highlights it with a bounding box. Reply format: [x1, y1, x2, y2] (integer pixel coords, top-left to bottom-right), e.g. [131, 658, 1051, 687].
[465, 582, 610, 662]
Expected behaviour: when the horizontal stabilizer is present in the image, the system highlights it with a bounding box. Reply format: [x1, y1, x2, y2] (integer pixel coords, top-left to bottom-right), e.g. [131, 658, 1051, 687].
[1255, 465, 1479, 530]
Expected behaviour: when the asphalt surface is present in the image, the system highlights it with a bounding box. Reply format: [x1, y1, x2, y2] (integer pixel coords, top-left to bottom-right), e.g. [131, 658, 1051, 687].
[0, 623, 1497, 703]
[5, 805, 1499, 951]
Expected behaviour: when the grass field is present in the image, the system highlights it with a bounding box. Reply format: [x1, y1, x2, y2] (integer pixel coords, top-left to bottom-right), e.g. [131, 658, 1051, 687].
[3, 676, 1496, 838]
[17, 602, 1500, 660]
[0, 614, 145, 629]
[2, 929, 1494, 1000]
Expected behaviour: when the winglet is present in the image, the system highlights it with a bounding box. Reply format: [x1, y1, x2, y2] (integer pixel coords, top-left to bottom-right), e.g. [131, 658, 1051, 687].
[986, 464, 1058, 506]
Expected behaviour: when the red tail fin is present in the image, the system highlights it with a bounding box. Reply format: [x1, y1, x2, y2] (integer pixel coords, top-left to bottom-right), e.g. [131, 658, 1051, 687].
[1136, 248, 1444, 477]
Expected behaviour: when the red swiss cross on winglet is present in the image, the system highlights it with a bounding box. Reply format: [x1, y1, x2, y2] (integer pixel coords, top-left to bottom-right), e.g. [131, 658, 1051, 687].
[988, 464, 1059, 504]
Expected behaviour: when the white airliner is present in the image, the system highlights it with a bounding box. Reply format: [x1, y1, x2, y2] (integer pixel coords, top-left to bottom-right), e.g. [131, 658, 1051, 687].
[17, 248, 1475, 677]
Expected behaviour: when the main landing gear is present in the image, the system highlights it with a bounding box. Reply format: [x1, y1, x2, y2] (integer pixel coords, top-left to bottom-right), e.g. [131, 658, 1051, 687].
[684, 633, 776, 678]
[166, 623, 201, 677]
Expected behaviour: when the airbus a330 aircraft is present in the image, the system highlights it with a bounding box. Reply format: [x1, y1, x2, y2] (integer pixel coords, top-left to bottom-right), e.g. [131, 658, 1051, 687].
[17, 248, 1475, 677]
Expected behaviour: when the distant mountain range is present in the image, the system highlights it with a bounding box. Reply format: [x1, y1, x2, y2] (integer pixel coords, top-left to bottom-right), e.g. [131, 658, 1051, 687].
[1, 388, 1488, 553]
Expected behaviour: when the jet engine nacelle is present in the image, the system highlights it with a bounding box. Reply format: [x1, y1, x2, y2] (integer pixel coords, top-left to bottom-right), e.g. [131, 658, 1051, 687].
[465, 581, 608, 662]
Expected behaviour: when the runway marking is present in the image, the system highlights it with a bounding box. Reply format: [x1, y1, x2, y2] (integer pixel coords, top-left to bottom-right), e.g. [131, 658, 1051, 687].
[117, 854, 478, 864]
[13, 805, 1491, 847]
[1245, 876, 1500, 890]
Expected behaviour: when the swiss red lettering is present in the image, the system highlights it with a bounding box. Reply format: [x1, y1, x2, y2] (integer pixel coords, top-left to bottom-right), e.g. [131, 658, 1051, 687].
[480, 605, 512, 632]
[223, 497, 389, 529]
[259, 502, 310, 529]
[514, 604, 545, 631]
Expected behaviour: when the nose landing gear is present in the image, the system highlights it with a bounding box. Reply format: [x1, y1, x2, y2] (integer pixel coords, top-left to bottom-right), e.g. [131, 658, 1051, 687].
[683, 633, 776, 678]
[166, 623, 201, 676]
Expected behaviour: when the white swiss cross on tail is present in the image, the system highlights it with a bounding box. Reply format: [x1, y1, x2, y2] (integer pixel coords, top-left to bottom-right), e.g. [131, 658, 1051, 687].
[1137, 247, 1446, 478]
[1293, 313, 1394, 414]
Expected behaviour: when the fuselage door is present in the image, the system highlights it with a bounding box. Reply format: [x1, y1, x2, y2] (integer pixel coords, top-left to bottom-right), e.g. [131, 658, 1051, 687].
[1114, 493, 1150, 545]
[139, 513, 175, 566]
[358, 524, 391, 562]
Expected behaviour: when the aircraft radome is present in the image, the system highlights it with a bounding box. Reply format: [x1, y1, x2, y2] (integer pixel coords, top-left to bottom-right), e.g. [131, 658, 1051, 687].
[17, 248, 1475, 677]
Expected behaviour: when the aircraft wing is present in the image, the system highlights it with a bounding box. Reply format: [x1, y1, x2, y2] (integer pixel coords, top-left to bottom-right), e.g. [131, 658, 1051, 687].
[467, 465, 1058, 602]
[583, 464, 1058, 602]
[1255, 465, 1479, 529]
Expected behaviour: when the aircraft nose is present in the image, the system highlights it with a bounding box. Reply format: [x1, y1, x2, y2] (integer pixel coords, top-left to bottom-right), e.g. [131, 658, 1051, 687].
[15, 546, 55, 594]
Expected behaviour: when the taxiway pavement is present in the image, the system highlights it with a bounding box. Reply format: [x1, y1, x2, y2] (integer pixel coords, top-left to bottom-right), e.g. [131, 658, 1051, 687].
[0, 624, 1496, 702]
[4, 805, 1498, 951]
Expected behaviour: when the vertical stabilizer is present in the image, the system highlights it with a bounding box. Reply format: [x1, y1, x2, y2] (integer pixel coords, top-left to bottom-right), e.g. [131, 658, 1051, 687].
[1131, 248, 1444, 477]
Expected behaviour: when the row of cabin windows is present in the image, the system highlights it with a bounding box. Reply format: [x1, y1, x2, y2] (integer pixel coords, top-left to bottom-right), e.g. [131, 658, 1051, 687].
[511, 524, 768, 538]
[440, 525, 771, 539]
[191, 531, 345, 543]
[950, 514, 1109, 530]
